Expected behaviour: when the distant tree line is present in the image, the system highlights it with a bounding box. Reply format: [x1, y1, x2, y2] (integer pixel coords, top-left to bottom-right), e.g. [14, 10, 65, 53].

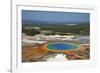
[22, 28, 40, 36]
[22, 24, 90, 36]
[39, 24, 90, 36]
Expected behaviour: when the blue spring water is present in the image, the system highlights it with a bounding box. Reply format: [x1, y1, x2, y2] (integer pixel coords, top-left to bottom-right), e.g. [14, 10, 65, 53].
[47, 43, 79, 50]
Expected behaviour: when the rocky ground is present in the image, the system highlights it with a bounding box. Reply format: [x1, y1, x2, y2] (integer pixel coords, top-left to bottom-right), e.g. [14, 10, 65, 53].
[66, 45, 90, 60]
[22, 44, 48, 62]
[22, 43, 90, 62]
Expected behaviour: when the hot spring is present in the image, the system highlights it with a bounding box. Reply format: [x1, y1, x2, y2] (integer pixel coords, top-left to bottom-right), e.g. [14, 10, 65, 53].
[47, 42, 79, 50]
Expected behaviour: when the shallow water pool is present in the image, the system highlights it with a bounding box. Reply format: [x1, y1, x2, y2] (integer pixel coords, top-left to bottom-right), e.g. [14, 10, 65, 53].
[47, 42, 79, 50]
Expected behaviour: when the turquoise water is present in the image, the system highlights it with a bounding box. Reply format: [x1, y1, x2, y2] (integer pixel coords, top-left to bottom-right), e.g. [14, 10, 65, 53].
[47, 42, 79, 50]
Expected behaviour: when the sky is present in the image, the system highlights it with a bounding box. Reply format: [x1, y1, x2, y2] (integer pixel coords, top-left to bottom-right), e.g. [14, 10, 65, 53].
[22, 10, 90, 24]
